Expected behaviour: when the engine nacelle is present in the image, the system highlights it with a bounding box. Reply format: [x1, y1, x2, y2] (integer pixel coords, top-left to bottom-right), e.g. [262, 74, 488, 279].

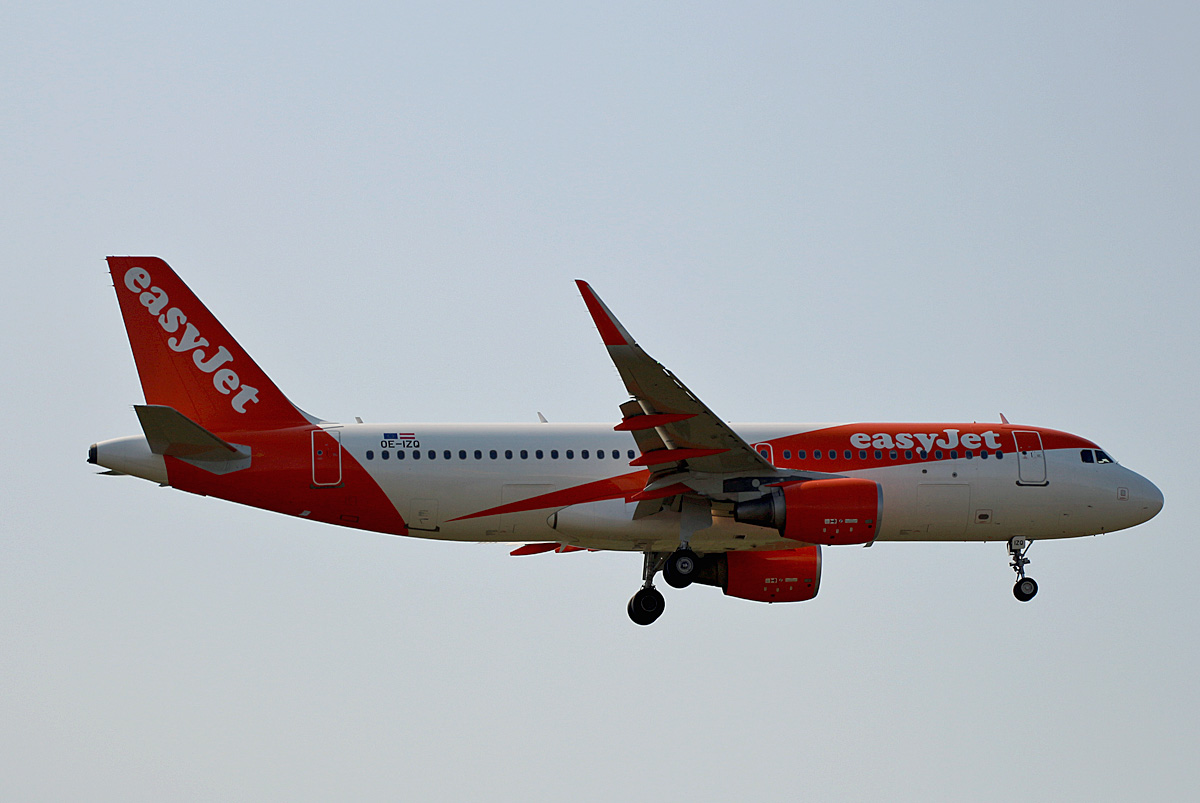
[733, 477, 881, 545]
[693, 547, 822, 603]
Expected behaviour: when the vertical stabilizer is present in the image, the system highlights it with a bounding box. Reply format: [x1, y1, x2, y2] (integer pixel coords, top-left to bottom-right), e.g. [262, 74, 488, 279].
[107, 256, 313, 433]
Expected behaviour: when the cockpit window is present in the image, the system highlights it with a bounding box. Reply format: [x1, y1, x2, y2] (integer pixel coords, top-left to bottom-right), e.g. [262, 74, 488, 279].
[1095, 450, 1114, 464]
[1080, 449, 1094, 464]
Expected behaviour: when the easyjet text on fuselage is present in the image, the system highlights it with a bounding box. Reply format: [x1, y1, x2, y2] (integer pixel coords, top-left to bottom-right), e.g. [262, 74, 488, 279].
[848, 429, 1003, 452]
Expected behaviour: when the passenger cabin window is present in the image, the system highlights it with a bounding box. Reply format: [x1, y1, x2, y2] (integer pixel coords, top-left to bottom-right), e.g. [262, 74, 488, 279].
[459, 450, 466, 460]
[551, 450, 559, 459]
[536, 450, 544, 459]
[783, 450, 792, 460]
[844, 450, 852, 460]
[366, 450, 375, 460]
[520, 450, 528, 459]
[474, 450, 482, 459]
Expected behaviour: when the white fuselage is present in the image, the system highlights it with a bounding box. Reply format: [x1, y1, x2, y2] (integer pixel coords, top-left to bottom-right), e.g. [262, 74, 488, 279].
[317, 422, 1162, 552]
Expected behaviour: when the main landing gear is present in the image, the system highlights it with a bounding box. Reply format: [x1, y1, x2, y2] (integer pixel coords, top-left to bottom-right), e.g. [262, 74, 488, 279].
[628, 552, 668, 626]
[662, 548, 700, 589]
[628, 496, 712, 625]
[1008, 536, 1038, 602]
[627, 547, 703, 625]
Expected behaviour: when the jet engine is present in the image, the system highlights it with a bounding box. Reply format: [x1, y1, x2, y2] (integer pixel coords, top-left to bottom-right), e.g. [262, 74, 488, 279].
[733, 477, 881, 545]
[692, 547, 822, 603]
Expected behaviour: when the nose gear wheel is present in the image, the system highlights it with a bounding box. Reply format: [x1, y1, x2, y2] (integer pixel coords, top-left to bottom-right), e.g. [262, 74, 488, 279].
[1013, 576, 1039, 602]
[1008, 537, 1038, 602]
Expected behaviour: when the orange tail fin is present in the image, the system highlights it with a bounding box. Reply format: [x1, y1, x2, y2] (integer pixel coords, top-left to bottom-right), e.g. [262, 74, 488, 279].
[107, 256, 314, 434]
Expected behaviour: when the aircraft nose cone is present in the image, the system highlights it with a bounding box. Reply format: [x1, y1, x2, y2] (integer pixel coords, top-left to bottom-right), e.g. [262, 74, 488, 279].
[1143, 479, 1164, 518]
[1129, 473, 1164, 525]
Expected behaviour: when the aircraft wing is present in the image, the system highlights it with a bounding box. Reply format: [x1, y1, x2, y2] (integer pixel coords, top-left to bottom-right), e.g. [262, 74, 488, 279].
[576, 280, 775, 477]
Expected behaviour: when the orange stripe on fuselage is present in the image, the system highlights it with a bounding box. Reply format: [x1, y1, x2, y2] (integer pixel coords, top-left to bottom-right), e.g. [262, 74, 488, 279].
[449, 470, 650, 522]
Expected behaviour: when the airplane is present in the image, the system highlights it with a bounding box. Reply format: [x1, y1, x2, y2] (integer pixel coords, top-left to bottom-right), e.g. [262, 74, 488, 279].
[90, 257, 1164, 625]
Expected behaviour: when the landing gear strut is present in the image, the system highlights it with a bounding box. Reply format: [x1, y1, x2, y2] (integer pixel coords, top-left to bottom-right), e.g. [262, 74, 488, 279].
[1008, 537, 1038, 602]
[628, 552, 667, 626]
[661, 495, 709, 590]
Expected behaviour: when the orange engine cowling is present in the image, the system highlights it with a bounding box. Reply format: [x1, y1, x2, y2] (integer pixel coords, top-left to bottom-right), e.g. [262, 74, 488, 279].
[733, 477, 882, 546]
[724, 547, 822, 603]
[693, 547, 822, 603]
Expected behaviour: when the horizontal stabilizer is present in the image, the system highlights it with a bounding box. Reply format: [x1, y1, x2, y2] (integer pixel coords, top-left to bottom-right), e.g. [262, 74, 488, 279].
[134, 404, 251, 472]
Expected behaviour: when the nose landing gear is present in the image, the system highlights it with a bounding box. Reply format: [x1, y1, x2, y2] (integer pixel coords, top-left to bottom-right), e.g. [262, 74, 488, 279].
[1008, 537, 1038, 602]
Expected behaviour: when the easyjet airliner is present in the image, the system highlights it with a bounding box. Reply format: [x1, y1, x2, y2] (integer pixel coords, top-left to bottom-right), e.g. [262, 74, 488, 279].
[90, 257, 1163, 624]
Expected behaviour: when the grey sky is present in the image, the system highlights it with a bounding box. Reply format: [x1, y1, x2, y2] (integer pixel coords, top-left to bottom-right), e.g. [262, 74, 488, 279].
[2, 2, 1197, 800]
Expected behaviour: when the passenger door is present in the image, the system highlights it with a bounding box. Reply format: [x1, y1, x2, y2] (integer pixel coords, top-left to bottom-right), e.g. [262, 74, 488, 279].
[1013, 430, 1047, 485]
